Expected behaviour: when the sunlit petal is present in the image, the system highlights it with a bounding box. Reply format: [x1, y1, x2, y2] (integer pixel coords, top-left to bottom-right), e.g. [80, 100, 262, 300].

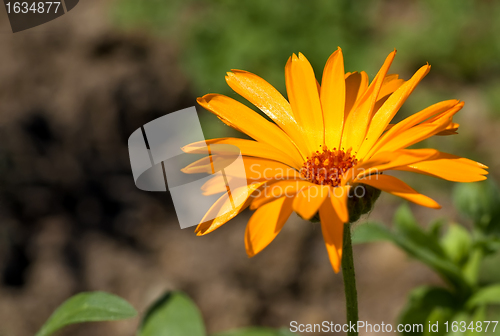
[358, 174, 441, 209]
[321, 47, 346, 149]
[197, 94, 303, 161]
[320, 199, 345, 273]
[286, 53, 324, 154]
[357, 64, 431, 159]
[293, 185, 329, 220]
[245, 196, 294, 257]
[342, 51, 396, 152]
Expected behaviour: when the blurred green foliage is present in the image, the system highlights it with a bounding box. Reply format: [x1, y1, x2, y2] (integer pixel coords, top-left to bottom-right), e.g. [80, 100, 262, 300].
[113, 0, 500, 114]
[353, 179, 500, 335]
[37, 290, 294, 336]
[138, 291, 206, 336]
[112, 0, 500, 169]
[454, 180, 500, 238]
[137, 290, 295, 336]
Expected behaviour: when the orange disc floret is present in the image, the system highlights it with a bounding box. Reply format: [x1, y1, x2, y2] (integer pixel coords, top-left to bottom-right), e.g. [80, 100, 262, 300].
[300, 146, 358, 187]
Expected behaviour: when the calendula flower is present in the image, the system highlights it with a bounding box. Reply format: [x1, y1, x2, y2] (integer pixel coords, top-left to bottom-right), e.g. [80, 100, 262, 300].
[182, 48, 488, 272]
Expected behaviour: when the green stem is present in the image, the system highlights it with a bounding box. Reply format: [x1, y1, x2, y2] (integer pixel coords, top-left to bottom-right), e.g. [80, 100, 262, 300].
[342, 223, 358, 336]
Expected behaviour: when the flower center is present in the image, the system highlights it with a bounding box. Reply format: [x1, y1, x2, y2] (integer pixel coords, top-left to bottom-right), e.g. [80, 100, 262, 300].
[300, 146, 358, 187]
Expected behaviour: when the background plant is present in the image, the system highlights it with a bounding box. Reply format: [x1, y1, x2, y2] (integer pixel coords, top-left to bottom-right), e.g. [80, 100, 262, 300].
[37, 179, 500, 335]
[113, 0, 500, 111]
[353, 180, 500, 335]
[35, 290, 295, 336]
[112, 0, 496, 171]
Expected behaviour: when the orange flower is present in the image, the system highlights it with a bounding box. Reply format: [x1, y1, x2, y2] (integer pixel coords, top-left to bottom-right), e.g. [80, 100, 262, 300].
[182, 48, 488, 272]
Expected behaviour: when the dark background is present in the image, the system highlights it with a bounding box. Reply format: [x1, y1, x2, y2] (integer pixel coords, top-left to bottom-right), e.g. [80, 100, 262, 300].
[0, 0, 499, 335]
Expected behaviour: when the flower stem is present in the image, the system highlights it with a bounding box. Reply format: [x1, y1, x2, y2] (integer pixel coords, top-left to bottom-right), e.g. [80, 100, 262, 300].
[342, 223, 358, 336]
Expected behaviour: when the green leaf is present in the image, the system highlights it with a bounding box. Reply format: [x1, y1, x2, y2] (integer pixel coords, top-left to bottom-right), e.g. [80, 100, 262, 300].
[389, 205, 467, 291]
[428, 218, 445, 241]
[394, 204, 446, 257]
[35, 291, 137, 336]
[354, 205, 467, 291]
[398, 286, 457, 336]
[394, 203, 419, 229]
[138, 291, 206, 336]
[399, 239, 466, 292]
[478, 250, 500, 284]
[484, 238, 500, 253]
[423, 307, 454, 336]
[466, 284, 500, 309]
[447, 311, 470, 336]
[453, 180, 500, 230]
[440, 223, 472, 265]
[276, 329, 295, 336]
[471, 304, 487, 323]
[462, 248, 484, 287]
[212, 327, 295, 336]
[351, 222, 395, 245]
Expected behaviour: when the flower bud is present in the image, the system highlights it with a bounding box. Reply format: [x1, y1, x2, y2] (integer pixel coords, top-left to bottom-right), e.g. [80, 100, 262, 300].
[305, 184, 381, 224]
[347, 183, 381, 223]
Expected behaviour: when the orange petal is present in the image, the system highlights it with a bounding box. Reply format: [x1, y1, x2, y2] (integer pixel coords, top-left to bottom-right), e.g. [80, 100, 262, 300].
[353, 149, 440, 180]
[394, 152, 488, 182]
[358, 174, 441, 209]
[197, 94, 303, 161]
[225, 70, 307, 157]
[395, 165, 487, 182]
[329, 186, 351, 223]
[344, 72, 369, 118]
[378, 75, 405, 99]
[245, 196, 294, 257]
[182, 138, 302, 169]
[342, 152, 395, 185]
[320, 199, 345, 273]
[183, 156, 301, 181]
[321, 47, 346, 149]
[292, 185, 329, 220]
[384, 124, 395, 132]
[357, 64, 431, 159]
[373, 76, 405, 113]
[418, 101, 461, 125]
[195, 182, 266, 235]
[342, 51, 396, 152]
[201, 174, 232, 195]
[250, 180, 315, 209]
[435, 122, 459, 135]
[237, 157, 302, 181]
[366, 100, 462, 157]
[373, 103, 462, 154]
[182, 155, 234, 175]
[286, 53, 324, 154]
